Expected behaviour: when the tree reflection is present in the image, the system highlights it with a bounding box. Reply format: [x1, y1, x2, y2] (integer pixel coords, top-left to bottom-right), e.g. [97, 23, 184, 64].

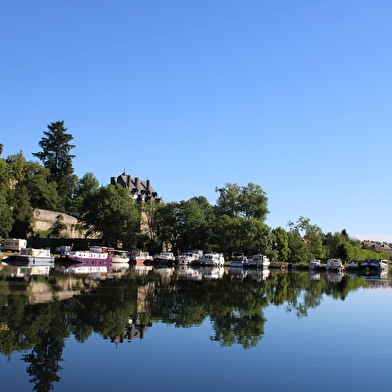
[0, 267, 375, 389]
[23, 332, 63, 392]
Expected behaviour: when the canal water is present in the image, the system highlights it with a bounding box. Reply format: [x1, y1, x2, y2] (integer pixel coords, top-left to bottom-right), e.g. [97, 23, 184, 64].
[0, 265, 391, 391]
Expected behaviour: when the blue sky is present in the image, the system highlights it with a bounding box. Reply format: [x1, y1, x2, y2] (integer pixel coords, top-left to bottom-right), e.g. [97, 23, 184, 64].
[1, 0, 391, 241]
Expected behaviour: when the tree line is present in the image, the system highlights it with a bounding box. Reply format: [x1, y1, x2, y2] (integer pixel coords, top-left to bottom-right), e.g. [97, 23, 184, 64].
[0, 121, 389, 263]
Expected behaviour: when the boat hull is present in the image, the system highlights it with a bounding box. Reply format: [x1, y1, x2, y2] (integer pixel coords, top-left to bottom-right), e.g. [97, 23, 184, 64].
[63, 254, 112, 264]
[5, 255, 54, 267]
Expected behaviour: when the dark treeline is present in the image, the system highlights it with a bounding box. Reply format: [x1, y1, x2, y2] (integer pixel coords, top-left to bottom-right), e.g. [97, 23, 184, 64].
[0, 121, 389, 263]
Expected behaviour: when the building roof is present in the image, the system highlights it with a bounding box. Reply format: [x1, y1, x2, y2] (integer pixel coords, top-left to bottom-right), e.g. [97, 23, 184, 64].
[111, 172, 161, 202]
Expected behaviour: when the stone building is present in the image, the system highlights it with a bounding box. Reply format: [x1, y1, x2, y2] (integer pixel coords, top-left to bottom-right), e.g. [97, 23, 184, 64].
[110, 172, 162, 203]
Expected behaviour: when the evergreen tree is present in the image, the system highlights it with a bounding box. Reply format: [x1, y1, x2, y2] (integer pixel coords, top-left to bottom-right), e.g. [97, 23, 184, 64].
[33, 121, 76, 212]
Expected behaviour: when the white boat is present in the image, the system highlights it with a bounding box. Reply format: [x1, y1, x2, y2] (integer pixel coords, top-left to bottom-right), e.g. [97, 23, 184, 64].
[326, 258, 345, 272]
[247, 254, 270, 268]
[4, 247, 55, 267]
[130, 250, 153, 264]
[309, 259, 321, 269]
[230, 251, 247, 267]
[189, 249, 204, 259]
[176, 251, 201, 265]
[364, 259, 388, 271]
[62, 246, 112, 263]
[379, 259, 388, 271]
[112, 250, 130, 263]
[154, 252, 176, 263]
[200, 252, 225, 267]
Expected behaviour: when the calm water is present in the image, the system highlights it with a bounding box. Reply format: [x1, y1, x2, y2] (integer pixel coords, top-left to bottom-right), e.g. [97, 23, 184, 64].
[0, 264, 391, 392]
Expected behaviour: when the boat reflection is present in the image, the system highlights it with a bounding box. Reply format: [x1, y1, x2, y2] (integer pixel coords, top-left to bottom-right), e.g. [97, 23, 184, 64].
[201, 266, 224, 279]
[247, 268, 270, 281]
[325, 271, 345, 283]
[309, 271, 321, 280]
[110, 262, 130, 274]
[56, 262, 109, 280]
[175, 265, 202, 280]
[2, 264, 51, 279]
[229, 266, 248, 281]
[154, 266, 175, 279]
[129, 264, 153, 275]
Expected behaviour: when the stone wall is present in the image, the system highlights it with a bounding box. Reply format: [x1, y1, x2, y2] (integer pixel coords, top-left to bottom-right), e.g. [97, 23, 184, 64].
[33, 208, 81, 238]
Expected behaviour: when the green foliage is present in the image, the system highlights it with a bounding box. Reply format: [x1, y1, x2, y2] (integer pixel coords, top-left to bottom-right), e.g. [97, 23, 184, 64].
[83, 184, 141, 248]
[212, 183, 270, 255]
[24, 161, 60, 210]
[0, 159, 14, 237]
[70, 172, 100, 219]
[33, 121, 76, 211]
[287, 217, 326, 262]
[215, 182, 269, 220]
[152, 202, 182, 251]
[272, 227, 290, 262]
[287, 231, 308, 264]
[50, 214, 67, 238]
[6, 152, 60, 211]
[8, 184, 33, 238]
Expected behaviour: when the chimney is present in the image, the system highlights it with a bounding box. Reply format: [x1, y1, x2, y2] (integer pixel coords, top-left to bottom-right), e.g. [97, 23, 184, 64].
[127, 175, 131, 189]
[135, 177, 140, 190]
[110, 177, 116, 185]
[147, 179, 151, 192]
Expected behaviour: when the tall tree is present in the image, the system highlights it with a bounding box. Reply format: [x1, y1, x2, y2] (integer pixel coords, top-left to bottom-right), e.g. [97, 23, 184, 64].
[6, 152, 60, 211]
[82, 184, 140, 249]
[287, 231, 308, 264]
[8, 185, 33, 238]
[215, 183, 269, 220]
[288, 216, 325, 261]
[4, 152, 34, 238]
[213, 183, 269, 255]
[272, 227, 290, 262]
[24, 161, 60, 210]
[33, 121, 76, 212]
[152, 202, 180, 252]
[71, 172, 100, 219]
[0, 158, 14, 237]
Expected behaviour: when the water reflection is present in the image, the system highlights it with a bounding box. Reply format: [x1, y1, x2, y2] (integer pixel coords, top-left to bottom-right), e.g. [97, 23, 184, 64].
[0, 264, 390, 391]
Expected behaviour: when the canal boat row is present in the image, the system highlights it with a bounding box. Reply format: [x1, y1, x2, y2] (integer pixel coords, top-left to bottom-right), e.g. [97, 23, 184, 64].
[309, 258, 388, 272]
[230, 252, 271, 269]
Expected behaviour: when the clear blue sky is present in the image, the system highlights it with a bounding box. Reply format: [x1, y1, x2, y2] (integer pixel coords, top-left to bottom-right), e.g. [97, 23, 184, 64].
[1, 0, 391, 241]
